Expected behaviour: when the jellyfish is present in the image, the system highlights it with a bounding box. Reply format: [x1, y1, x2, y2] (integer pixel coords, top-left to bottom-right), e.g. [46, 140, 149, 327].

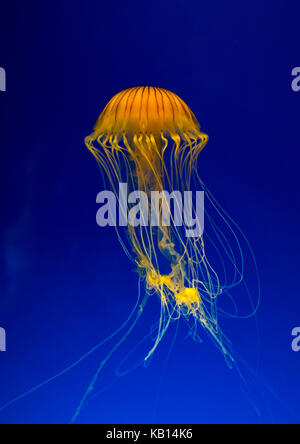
[85, 86, 227, 361]
[0, 87, 259, 422]
[75, 87, 259, 422]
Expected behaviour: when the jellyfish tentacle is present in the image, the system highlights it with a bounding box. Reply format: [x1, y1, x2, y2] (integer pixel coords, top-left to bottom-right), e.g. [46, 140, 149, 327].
[70, 291, 150, 424]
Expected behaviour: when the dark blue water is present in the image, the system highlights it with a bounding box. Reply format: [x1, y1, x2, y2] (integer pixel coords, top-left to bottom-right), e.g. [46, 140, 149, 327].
[0, 0, 300, 424]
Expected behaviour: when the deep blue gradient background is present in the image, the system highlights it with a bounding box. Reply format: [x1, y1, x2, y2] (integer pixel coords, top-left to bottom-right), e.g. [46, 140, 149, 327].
[1, 0, 300, 424]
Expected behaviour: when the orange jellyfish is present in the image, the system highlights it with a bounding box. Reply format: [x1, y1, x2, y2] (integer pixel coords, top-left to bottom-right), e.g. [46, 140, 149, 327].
[71, 86, 259, 422]
[0, 87, 260, 423]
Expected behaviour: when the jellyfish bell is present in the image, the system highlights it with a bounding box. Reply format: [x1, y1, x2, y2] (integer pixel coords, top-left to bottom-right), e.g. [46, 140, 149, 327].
[90, 86, 205, 139]
[85, 87, 208, 193]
